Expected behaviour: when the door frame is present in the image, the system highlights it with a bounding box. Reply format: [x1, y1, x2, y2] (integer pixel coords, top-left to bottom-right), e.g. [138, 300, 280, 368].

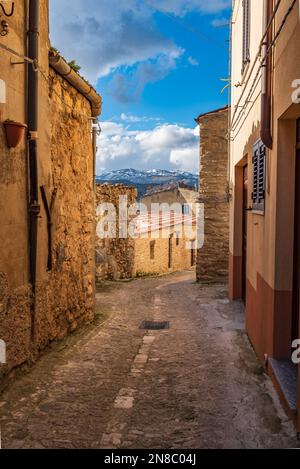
[242, 164, 248, 304]
[292, 119, 300, 345]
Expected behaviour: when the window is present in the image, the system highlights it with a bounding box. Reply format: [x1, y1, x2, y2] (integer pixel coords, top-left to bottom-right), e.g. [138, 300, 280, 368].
[175, 232, 180, 246]
[182, 204, 190, 215]
[252, 139, 266, 213]
[242, 0, 251, 74]
[150, 241, 155, 260]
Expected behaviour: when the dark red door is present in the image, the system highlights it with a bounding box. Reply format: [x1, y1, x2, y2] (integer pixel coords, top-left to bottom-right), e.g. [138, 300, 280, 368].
[242, 165, 248, 304]
[292, 120, 300, 344]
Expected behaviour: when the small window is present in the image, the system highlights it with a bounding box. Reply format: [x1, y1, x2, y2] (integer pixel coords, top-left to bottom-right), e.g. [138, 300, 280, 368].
[150, 240, 155, 260]
[182, 204, 190, 215]
[175, 232, 180, 246]
[252, 139, 266, 213]
[242, 0, 251, 74]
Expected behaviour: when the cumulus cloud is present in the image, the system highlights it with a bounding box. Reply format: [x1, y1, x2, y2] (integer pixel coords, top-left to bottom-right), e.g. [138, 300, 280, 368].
[50, 0, 231, 85]
[50, 0, 181, 84]
[97, 122, 199, 174]
[108, 49, 183, 102]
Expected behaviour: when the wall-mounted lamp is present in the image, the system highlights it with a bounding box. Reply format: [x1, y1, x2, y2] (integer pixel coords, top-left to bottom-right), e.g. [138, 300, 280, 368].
[3, 120, 27, 148]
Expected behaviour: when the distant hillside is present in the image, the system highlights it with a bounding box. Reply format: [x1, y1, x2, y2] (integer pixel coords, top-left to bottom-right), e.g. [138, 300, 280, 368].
[96, 169, 198, 198]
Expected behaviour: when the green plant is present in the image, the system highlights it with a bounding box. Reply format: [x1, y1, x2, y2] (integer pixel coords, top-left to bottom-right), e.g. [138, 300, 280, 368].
[68, 60, 81, 73]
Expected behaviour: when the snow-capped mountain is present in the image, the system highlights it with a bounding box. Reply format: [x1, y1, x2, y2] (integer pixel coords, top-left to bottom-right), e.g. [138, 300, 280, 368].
[96, 169, 198, 194]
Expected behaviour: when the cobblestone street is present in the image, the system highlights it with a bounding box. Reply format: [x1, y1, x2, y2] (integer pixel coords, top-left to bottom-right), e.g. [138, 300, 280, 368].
[0, 271, 299, 449]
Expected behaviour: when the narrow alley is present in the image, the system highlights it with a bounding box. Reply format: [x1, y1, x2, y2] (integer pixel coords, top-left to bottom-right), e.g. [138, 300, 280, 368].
[0, 271, 298, 449]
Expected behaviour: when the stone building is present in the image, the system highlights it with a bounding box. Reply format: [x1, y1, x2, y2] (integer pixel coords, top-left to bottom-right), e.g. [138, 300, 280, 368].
[134, 212, 197, 276]
[195, 106, 229, 283]
[142, 184, 198, 215]
[95, 184, 137, 281]
[95, 183, 196, 279]
[0, 0, 101, 382]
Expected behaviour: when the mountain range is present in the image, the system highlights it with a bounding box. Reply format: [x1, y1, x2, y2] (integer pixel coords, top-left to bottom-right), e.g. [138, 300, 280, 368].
[96, 169, 198, 197]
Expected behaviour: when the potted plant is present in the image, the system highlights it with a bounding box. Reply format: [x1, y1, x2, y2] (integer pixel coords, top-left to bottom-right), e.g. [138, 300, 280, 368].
[3, 120, 27, 148]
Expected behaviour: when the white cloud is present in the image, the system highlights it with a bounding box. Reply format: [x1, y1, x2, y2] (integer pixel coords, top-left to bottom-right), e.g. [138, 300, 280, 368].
[97, 122, 199, 173]
[50, 0, 181, 84]
[120, 113, 161, 123]
[188, 56, 199, 66]
[147, 0, 231, 16]
[50, 0, 231, 85]
[211, 18, 230, 27]
[108, 49, 183, 102]
[170, 148, 199, 172]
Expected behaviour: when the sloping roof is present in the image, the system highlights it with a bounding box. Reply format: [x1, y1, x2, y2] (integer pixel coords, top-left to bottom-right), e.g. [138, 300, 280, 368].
[143, 182, 195, 197]
[195, 105, 229, 123]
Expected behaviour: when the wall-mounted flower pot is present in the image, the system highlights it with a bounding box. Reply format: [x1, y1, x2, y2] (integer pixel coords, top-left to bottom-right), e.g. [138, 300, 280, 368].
[3, 120, 27, 149]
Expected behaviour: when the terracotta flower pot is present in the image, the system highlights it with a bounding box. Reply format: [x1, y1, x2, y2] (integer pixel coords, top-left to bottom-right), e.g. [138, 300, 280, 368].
[3, 120, 27, 149]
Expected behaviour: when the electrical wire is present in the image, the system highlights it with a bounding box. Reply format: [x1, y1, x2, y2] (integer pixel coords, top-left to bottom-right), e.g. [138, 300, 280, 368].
[230, 0, 283, 130]
[0, 40, 100, 123]
[230, 0, 297, 140]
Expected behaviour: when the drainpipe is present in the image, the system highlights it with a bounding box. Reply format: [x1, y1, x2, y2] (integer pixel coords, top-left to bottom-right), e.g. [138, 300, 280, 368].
[27, 0, 40, 300]
[261, 0, 273, 149]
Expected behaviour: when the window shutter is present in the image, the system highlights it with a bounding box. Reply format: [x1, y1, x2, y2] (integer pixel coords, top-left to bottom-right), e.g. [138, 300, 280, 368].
[242, 0, 251, 74]
[252, 140, 266, 213]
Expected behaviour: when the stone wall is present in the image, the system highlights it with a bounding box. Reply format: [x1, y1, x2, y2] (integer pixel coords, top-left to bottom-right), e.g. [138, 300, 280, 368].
[134, 225, 196, 276]
[95, 184, 137, 281]
[0, 0, 100, 382]
[196, 107, 229, 283]
[33, 67, 96, 347]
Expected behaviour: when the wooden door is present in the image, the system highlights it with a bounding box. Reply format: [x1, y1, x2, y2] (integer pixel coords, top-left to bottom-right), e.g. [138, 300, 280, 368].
[242, 165, 248, 304]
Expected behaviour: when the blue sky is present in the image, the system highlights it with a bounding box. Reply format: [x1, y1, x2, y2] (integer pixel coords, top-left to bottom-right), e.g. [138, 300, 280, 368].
[50, 0, 231, 174]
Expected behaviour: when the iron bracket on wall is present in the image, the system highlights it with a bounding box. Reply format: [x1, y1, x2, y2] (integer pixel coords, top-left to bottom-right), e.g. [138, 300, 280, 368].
[0, 2, 14, 17]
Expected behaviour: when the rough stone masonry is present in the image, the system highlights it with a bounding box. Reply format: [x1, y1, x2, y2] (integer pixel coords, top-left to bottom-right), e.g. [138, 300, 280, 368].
[196, 106, 229, 283]
[0, 1, 101, 384]
[95, 184, 137, 282]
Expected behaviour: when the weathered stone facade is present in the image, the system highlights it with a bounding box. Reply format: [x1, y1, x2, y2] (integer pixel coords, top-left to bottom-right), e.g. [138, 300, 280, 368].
[196, 106, 229, 283]
[95, 184, 137, 281]
[0, 1, 101, 382]
[134, 214, 197, 276]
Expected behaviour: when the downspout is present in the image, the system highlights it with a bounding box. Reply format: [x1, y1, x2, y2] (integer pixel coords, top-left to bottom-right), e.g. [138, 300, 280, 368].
[27, 0, 40, 306]
[261, 0, 273, 149]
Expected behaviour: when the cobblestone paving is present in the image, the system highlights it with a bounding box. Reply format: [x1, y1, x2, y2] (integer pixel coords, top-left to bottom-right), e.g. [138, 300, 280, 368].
[0, 271, 299, 448]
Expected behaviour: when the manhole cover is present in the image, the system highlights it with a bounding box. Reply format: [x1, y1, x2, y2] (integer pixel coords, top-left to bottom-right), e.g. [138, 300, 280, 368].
[140, 321, 170, 330]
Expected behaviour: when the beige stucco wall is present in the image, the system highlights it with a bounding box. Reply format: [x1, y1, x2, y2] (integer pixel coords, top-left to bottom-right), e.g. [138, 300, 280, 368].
[0, 1, 99, 381]
[229, 0, 300, 292]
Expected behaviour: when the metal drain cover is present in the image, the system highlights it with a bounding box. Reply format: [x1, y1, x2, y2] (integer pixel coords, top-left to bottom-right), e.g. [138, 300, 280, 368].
[140, 321, 170, 330]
